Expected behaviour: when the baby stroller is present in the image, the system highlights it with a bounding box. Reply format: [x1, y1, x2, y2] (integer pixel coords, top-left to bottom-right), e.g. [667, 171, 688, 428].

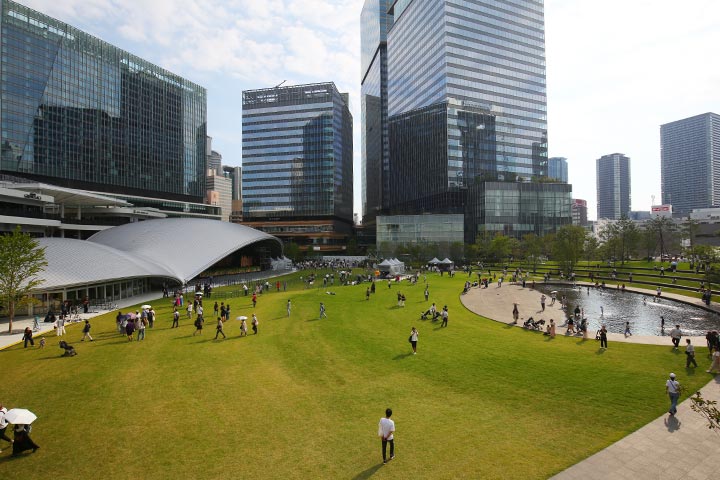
[420, 308, 434, 320]
[523, 317, 545, 330]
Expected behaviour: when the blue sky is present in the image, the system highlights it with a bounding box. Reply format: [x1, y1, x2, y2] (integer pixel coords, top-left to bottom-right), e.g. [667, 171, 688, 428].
[19, 0, 720, 220]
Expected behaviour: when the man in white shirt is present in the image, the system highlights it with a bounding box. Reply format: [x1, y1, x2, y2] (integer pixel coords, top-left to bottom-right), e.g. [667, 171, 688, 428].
[665, 373, 681, 416]
[378, 408, 395, 464]
[669, 325, 682, 349]
[685, 339, 697, 368]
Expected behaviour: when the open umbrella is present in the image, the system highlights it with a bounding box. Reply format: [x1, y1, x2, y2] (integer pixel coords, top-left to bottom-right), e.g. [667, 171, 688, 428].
[195, 292, 204, 296]
[5, 408, 37, 424]
[550, 291, 558, 294]
[141, 304, 152, 310]
[236, 316, 248, 321]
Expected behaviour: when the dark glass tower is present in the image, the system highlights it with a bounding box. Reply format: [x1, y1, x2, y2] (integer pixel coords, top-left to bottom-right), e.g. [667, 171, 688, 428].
[596, 153, 631, 220]
[241, 83, 353, 252]
[0, 0, 207, 202]
[661, 113, 720, 214]
[379, 0, 564, 240]
[360, 0, 393, 224]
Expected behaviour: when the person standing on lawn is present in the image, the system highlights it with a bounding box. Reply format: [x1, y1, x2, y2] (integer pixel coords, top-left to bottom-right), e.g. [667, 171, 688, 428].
[287, 299, 291, 317]
[409, 327, 419, 354]
[669, 325, 682, 349]
[685, 339, 697, 368]
[378, 408, 395, 464]
[251, 314, 259, 335]
[172, 308, 180, 328]
[666, 373, 681, 416]
[599, 325, 608, 349]
[319, 302, 328, 319]
[441, 306, 449, 327]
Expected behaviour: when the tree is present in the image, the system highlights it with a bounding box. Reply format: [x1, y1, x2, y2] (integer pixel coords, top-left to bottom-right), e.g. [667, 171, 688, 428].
[283, 242, 301, 262]
[553, 225, 587, 273]
[0, 227, 47, 333]
[690, 391, 720, 432]
[522, 233, 543, 273]
[584, 236, 599, 265]
[646, 216, 677, 259]
[489, 234, 517, 263]
[600, 217, 640, 264]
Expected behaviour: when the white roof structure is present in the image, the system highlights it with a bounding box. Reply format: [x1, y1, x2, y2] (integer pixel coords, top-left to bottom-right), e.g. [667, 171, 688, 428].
[89, 218, 282, 283]
[33, 219, 282, 291]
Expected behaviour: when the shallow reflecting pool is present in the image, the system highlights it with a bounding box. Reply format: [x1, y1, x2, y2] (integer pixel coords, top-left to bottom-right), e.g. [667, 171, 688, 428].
[536, 285, 720, 336]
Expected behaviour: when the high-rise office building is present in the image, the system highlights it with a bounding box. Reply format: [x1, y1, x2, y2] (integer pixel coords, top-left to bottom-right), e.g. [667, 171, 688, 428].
[222, 165, 243, 223]
[361, 0, 393, 225]
[571, 199, 588, 226]
[596, 153, 631, 219]
[241, 83, 353, 252]
[0, 0, 207, 203]
[206, 168, 232, 222]
[206, 136, 223, 173]
[549, 157, 568, 183]
[661, 112, 720, 215]
[372, 0, 568, 241]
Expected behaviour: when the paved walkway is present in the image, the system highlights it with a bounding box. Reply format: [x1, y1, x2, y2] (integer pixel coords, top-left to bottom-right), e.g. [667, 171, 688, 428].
[461, 282, 720, 480]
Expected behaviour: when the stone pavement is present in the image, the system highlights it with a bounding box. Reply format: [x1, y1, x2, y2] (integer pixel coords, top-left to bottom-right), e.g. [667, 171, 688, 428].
[461, 282, 720, 480]
[0, 291, 164, 350]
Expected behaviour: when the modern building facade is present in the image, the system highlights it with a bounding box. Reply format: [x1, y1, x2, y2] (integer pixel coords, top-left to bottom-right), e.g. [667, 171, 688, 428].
[222, 165, 243, 223]
[661, 112, 720, 215]
[548, 157, 568, 183]
[360, 0, 393, 224]
[376, 213, 464, 254]
[206, 136, 223, 173]
[242, 83, 353, 253]
[596, 153, 631, 219]
[571, 199, 588, 226]
[371, 0, 565, 243]
[206, 168, 232, 222]
[0, 0, 208, 204]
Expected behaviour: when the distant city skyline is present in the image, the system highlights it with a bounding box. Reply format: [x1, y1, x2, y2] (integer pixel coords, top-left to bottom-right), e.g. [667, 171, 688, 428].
[17, 0, 720, 221]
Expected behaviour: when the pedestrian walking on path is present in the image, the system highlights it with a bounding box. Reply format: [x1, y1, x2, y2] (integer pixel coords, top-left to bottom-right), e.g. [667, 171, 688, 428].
[624, 321, 632, 337]
[378, 408, 395, 465]
[666, 373, 681, 416]
[409, 327, 418, 354]
[670, 325, 682, 349]
[540, 295, 546, 312]
[685, 339, 697, 368]
[512, 303, 519, 324]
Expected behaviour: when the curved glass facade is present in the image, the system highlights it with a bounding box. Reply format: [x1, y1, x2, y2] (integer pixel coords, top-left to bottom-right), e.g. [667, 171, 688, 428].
[0, 0, 207, 202]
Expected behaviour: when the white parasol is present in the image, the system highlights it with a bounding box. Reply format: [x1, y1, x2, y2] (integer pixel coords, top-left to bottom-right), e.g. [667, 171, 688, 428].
[5, 408, 37, 424]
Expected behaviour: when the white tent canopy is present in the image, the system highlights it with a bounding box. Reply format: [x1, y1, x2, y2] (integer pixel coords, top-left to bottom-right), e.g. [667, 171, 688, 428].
[428, 257, 441, 264]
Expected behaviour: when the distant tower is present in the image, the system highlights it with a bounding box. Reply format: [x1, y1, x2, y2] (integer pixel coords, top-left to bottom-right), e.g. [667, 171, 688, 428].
[661, 113, 720, 214]
[596, 153, 631, 219]
[548, 157, 569, 183]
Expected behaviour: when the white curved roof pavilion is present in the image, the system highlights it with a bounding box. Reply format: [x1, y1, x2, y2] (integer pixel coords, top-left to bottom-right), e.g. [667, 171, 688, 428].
[36, 219, 282, 292]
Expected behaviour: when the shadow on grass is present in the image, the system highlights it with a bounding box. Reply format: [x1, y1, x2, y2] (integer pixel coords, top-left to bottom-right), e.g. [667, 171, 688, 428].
[595, 348, 606, 355]
[351, 463, 384, 480]
[393, 352, 413, 361]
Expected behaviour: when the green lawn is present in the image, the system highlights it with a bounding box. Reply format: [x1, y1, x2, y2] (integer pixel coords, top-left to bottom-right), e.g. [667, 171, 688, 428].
[0, 272, 713, 479]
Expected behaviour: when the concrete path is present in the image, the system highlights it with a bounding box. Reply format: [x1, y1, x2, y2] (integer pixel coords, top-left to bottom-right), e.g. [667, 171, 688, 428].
[461, 282, 720, 480]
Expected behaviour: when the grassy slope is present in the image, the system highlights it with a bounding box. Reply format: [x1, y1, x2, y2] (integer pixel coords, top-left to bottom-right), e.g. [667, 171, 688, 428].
[0, 272, 712, 479]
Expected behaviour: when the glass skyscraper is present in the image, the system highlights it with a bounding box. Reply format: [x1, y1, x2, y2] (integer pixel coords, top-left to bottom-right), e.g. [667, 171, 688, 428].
[369, 0, 565, 241]
[548, 157, 568, 183]
[241, 83, 353, 252]
[361, 0, 393, 224]
[596, 153, 631, 220]
[0, 0, 207, 202]
[661, 112, 720, 215]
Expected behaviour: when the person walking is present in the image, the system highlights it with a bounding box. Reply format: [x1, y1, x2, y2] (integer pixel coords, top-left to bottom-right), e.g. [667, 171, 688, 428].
[409, 327, 419, 354]
[148, 308, 155, 328]
[251, 314, 259, 335]
[240, 318, 248, 337]
[137, 312, 147, 341]
[287, 299, 292, 317]
[22, 327, 34, 348]
[192, 315, 203, 336]
[12, 424, 39, 456]
[669, 325, 682, 349]
[440, 306, 449, 327]
[511, 303, 519, 324]
[215, 317, 226, 340]
[666, 373, 681, 416]
[214, 301, 219, 318]
[685, 339, 698, 368]
[0, 402, 13, 453]
[378, 408, 395, 465]
[424, 286, 429, 301]
[125, 318, 135, 341]
[319, 302, 328, 319]
[366, 288, 370, 301]
[252, 292, 257, 308]
[624, 321, 632, 338]
[540, 295, 546, 312]
[81, 320, 93, 341]
[186, 302, 193, 319]
[707, 348, 720, 373]
[549, 319, 556, 338]
[172, 308, 180, 328]
[599, 325, 608, 349]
